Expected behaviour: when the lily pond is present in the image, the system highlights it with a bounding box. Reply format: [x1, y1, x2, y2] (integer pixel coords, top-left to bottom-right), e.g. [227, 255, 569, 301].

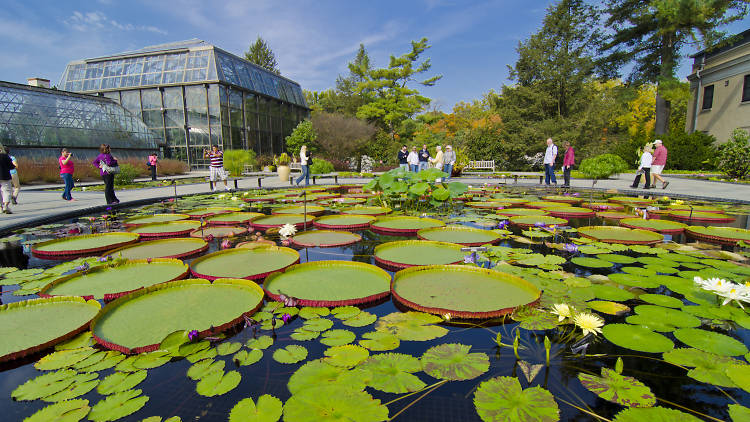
[1, 173, 750, 421]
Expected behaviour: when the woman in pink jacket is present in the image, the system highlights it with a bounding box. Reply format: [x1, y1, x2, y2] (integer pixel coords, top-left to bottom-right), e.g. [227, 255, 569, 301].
[562, 141, 575, 188]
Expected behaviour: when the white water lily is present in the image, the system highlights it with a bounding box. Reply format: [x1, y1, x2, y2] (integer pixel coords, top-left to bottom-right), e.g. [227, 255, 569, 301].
[694, 276, 750, 308]
[717, 287, 749, 309]
[278, 223, 297, 239]
[549, 303, 574, 322]
[573, 312, 604, 337]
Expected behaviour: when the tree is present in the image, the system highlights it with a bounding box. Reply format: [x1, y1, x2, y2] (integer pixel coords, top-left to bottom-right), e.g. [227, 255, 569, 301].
[311, 112, 377, 161]
[353, 38, 442, 140]
[285, 120, 317, 157]
[600, 0, 748, 134]
[244, 36, 280, 74]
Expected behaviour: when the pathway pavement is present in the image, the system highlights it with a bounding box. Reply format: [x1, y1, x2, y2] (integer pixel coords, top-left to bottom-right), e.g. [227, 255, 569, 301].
[1, 171, 748, 236]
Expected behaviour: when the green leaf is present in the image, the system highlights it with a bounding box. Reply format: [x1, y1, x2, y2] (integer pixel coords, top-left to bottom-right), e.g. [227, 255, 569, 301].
[196, 370, 241, 397]
[12, 369, 77, 401]
[42, 373, 99, 402]
[55, 332, 95, 351]
[639, 294, 683, 308]
[323, 345, 369, 368]
[602, 324, 674, 353]
[342, 311, 377, 327]
[23, 399, 90, 422]
[298, 307, 330, 319]
[474, 376, 560, 422]
[729, 404, 750, 422]
[302, 318, 334, 332]
[431, 187, 450, 201]
[590, 284, 636, 301]
[216, 342, 242, 356]
[35, 347, 97, 371]
[88, 389, 149, 422]
[571, 257, 614, 268]
[97, 370, 148, 395]
[133, 350, 172, 369]
[359, 353, 426, 393]
[331, 306, 360, 320]
[187, 359, 225, 380]
[663, 348, 743, 387]
[421, 343, 490, 380]
[447, 182, 468, 198]
[287, 359, 370, 394]
[158, 330, 190, 356]
[186, 346, 217, 363]
[273, 345, 308, 364]
[283, 386, 388, 422]
[229, 395, 283, 422]
[375, 312, 448, 341]
[512, 307, 559, 330]
[673, 328, 749, 356]
[588, 300, 630, 316]
[633, 305, 700, 329]
[234, 349, 263, 366]
[408, 182, 430, 196]
[77, 351, 125, 373]
[320, 329, 356, 346]
[246, 335, 274, 350]
[290, 328, 321, 341]
[177, 340, 209, 357]
[611, 406, 702, 422]
[579, 367, 655, 407]
[358, 331, 400, 351]
[114, 356, 139, 373]
[725, 364, 750, 393]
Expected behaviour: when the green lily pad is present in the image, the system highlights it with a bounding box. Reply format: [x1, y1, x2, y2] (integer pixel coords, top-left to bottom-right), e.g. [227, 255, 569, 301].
[78, 351, 125, 373]
[196, 370, 241, 397]
[374, 312, 448, 341]
[663, 348, 743, 387]
[359, 353, 426, 393]
[178, 340, 209, 357]
[88, 389, 149, 422]
[234, 349, 263, 366]
[246, 335, 274, 350]
[273, 345, 308, 364]
[597, 254, 638, 264]
[55, 332, 95, 351]
[229, 395, 283, 422]
[729, 404, 750, 422]
[358, 331, 400, 351]
[673, 328, 748, 356]
[512, 307, 559, 330]
[625, 315, 679, 332]
[602, 324, 674, 353]
[24, 399, 91, 422]
[342, 311, 377, 327]
[290, 329, 321, 341]
[133, 350, 172, 369]
[158, 331, 190, 357]
[320, 329, 356, 346]
[187, 359, 225, 380]
[298, 307, 330, 319]
[607, 273, 660, 288]
[588, 301, 630, 316]
[216, 342, 242, 356]
[474, 376, 559, 422]
[331, 306, 361, 320]
[302, 318, 334, 332]
[726, 364, 750, 393]
[639, 294, 683, 308]
[620, 266, 657, 277]
[611, 406, 701, 422]
[42, 373, 99, 402]
[578, 367, 655, 407]
[97, 370, 148, 395]
[287, 359, 370, 394]
[590, 284, 636, 301]
[324, 345, 369, 368]
[35, 347, 97, 371]
[12, 369, 77, 401]
[633, 305, 700, 328]
[421, 343, 490, 380]
[571, 257, 614, 268]
[283, 385, 388, 422]
[186, 346, 217, 363]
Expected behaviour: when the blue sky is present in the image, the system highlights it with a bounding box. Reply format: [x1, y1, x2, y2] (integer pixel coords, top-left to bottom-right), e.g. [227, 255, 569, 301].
[1, 0, 748, 110]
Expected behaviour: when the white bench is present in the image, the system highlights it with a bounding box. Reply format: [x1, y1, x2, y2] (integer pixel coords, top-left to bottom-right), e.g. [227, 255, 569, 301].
[466, 160, 495, 172]
[289, 162, 302, 173]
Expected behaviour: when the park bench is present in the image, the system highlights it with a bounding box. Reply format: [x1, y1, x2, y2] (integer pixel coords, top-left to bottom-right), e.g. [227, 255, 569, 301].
[290, 162, 302, 173]
[466, 160, 495, 172]
[288, 173, 340, 185]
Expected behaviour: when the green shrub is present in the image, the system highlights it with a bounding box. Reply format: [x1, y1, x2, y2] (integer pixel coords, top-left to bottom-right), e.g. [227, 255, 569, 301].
[285, 120, 317, 156]
[114, 163, 139, 186]
[310, 158, 334, 174]
[223, 149, 256, 176]
[579, 154, 628, 185]
[659, 130, 716, 170]
[717, 128, 750, 179]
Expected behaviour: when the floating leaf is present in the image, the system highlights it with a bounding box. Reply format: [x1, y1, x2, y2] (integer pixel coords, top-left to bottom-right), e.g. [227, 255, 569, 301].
[633, 306, 700, 329]
[597, 254, 638, 264]
[133, 350, 171, 369]
[78, 351, 125, 373]
[673, 328, 748, 356]
[35, 347, 97, 371]
[114, 356, 139, 373]
[342, 311, 377, 327]
[246, 335, 274, 350]
[97, 370, 147, 395]
[139, 417, 182, 422]
[217, 342, 242, 356]
[283, 386, 388, 422]
[320, 329, 356, 347]
[287, 359, 370, 394]
[578, 367, 655, 407]
[518, 361, 544, 383]
[359, 353, 425, 394]
[55, 332, 95, 350]
[302, 318, 334, 332]
[196, 370, 241, 397]
[23, 399, 90, 422]
[587, 300, 630, 316]
[639, 294, 683, 308]
[70, 352, 107, 370]
[625, 315, 678, 332]
[663, 348, 742, 387]
[358, 331, 400, 351]
[729, 404, 750, 422]
[186, 346, 217, 363]
[375, 312, 448, 341]
[513, 307, 559, 330]
[12, 369, 77, 401]
[298, 307, 330, 319]
[88, 389, 149, 422]
[42, 372, 99, 402]
[234, 349, 263, 366]
[725, 364, 750, 393]
[421, 343, 490, 380]
[178, 340, 209, 357]
[187, 359, 225, 380]
[474, 376, 559, 422]
[290, 328, 320, 341]
[331, 306, 361, 320]
[273, 345, 308, 364]
[602, 324, 674, 353]
[611, 406, 701, 422]
[260, 319, 285, 331]
[229, 395, 283, 422]
[571, 257, 614, 268]
[590, 284, 636, 301]
[323, 345, 369, 368]
[158, 330, 190, 356]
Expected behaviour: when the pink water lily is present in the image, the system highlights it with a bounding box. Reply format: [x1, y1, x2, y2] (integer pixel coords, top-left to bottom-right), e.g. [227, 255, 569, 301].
[281, 314, 292, 323]
[188, 330, 199, 340]
[221, 239, 232, 249]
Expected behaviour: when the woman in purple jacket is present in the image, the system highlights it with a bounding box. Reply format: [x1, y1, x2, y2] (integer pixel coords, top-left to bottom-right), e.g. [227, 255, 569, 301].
[562, 141, 575, 188]
[91, 144, 120, 205]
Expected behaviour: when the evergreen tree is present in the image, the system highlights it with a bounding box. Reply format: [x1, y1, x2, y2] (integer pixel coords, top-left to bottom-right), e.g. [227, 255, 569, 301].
[244, 36, 280, 75]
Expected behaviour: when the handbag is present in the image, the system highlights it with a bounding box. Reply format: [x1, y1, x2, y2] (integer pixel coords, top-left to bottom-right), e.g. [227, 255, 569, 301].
[100, 161, 120, 174]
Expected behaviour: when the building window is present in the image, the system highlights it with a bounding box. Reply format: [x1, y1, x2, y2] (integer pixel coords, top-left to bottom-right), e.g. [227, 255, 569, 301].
[742, 75, 750, 103]
[702, 85, 714, 110]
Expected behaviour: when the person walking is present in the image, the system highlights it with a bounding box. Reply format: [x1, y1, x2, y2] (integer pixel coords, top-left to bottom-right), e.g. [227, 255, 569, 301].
[630, 144, 653, 189]
[398, 145, 409, 170]
[418, 144, 430, 172]
[543, 138, 558, 185]
[0, 146, 15, 214]
[92, 144, 120, 204]
[442, 145, 456, 180]
[59, 148, 75, 201]
[295, 145, 310, 186]
[204, 145, 230, 191]
[562, 141, 575, 187]
[651, 139, 669, 189]
[407, 146, 419, 172]
[7, 149, 19, 205]
[148, 153, 158, 181]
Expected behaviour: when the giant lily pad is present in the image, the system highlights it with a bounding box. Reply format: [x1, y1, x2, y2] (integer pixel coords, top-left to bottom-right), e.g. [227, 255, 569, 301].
[91, 278, 264, 354]
[370, 216, 445, 235]
[602, 324, 674, 353]
[619, 218, 687, 235]
[545, 206, 595, 218]
[340, 206, 392, 216]
[205, 212, 264, 226]
[273, 205, 326, 216]
[391, 265, 541, 318]
[123, 213, 189, 226]
[466, 201, 511, 210]
[421, 343, 490, 380]
[32, 233, 140, 259]
[578, 226, 663, 245]
[312, 214, 376, 230]
[578, 367, 655, 407]
[0, 297, 101, 362]
[509, 215, 568, 228]
[190, 246, 299, 281]
[40, 258, 188, 300]
[189, 226, 247, 239]
[374, 312, 448, 341]
[496, 208, 550, 217]
[417, 225, 502, 246]
[672, 328, 748, 356]
[685, 226, 750, 246]
[596, 211, 634, 220]
[250, 214, 315, 232]
[229, 395, 283, 422]
[127, 221, 203, 239]
[474, 376, 560, 422]
[373, 240, 464, 270]
[358, 353, 426, 393]
[185, 207, 240, 219]
[264, 261, 391, 307]
[669, 210, 734, 223]
[282, 385, 388, 422]
[290, 230, 361, 248]
[107, 238, 209, 260]
[542, 195, 584, 205]
[608, 196, 653, 206]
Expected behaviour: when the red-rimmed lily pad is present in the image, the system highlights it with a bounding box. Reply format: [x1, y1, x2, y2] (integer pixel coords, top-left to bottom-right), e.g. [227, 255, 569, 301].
[417, 225, 502, 246]
[313, 214, 376, 230]
[608, 196, 653, 206]
[341, 206, 392, 216]
[619, 218, 687, 234]
[190, 246, 299, 281]
[669, 210, 734, 223]
[272, 205, 326, 216]
[391, 265, 541, 318]
[107, 238, 209, 260]
[91, 278, 264, 354]
[0, 296, 101, 362]
[32, 233, 140, 259]
[127, 221, 202, 239]
[509, 215, 568, 229]
[578, 226, 664, 245]
[374, 240, 464, 271]
[495, 208, 550, 217]
[250, 214, 315, 232]
[545, 206, 595, 218]
[205, 212, 264, 226]
[370, 216, 445, 235]
[524, 201, 566, 209]
[542, 195, 584, 205]
[290, 230, 362, 248]
[596, 211, 635, 220]
[583, 202, 624, 211]
[466, 201, 509, 210]
[264, 260, 391, 307]
[122, 213, 189, 227]
[39, 258, 189, 301]
[318, 197, 367, 206]
[189, 226, 247, 239]
[685, 226, 750, 246]
[185, 207, 241, 219]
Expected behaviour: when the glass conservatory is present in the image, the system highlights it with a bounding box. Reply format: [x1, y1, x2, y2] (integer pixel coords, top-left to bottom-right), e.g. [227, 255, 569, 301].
[59, 39, 309, 168]
[0, 81, 160, 159]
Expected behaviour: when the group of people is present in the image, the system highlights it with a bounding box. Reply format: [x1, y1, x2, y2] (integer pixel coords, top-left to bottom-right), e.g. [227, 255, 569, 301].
[398, 144, 457, 180]
[630, 139, 669, 189]
[543, 138, 576, 187]
[0, 146, 18, 214]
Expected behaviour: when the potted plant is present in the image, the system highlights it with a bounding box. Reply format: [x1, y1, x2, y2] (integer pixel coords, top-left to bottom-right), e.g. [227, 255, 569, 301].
[275, 153, 291, 181]
[452, 147, 469, 177]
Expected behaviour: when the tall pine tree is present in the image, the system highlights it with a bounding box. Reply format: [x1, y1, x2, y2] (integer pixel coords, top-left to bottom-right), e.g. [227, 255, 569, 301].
[244, 36, 280, 75]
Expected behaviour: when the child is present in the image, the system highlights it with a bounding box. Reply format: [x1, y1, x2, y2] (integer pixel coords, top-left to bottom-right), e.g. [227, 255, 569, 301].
[630, 144, 653, 189]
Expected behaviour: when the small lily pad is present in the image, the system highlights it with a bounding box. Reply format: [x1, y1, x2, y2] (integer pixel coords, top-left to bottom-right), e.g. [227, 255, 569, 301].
[187, 359, 225, 380]
[590, 284, 636, 301]
[97, 370, 148, 395]
[359, 353, 426, 394]
[196, 370, 241, 397]
[572, 257, 614, 268]
[42, 373, 99, 402]
[673, 328, 748, 356]
[159, 330, 190, 356]
[290, 328, 321, 341]
[597, 254, 638, 264]
[587, 301, 630, 316]
[12, 369, 77, 401]
[273, 345, 308, 364]
[216, 342, 242, 356]
[88, 388, 149, 422]
[729, 404, 750, 422]
[602, 324, 674, 353]
[726, 364, 750, 392]
[246, 335, 274, 350]
[358, 331, 400, 351]
[35, 347, 97, 371]
[663, 348, 743, 387]
[287, 359, 370, 394]
[474, 376, 559, 422]
[320, 329, 356, 346]
[303, 318, 334, 332]
[133, 350, 171, 369]
[342, 311, 377, 327]
[55, 332, 96, 350]
[283, 386, 388, 422]
[229, 395, 283, 422]
[331, 306, 361, 320]
[298, 307, 330, 319]
[24, 399, 90, 422]
[375, 312, 448, 341]
[234, 349, 264, 366]
[178, 340, 210, 357]
[625, 315, 678, 332]
[78, 351, 125, 373]
[186, 347, 217, 363]
[639, 294, 683, 308]
[578, 367, 655, 407]
[421, 343, 490, 380]
[633, 305, 700, 328]
[611, 406, 701, 422]
[323, 345, 369, 368]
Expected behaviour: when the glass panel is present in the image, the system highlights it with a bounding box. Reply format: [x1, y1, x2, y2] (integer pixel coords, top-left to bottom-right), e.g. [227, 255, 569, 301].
[219, 54, 239, 85]
[249, 69, 264, 93]
[187, 107, 208, 127]
[141, 73, 162, 86]
[101, 77, 120, 89]
[120, 90, 140, 112]
[143, 56, 164, 73]
[230, 126, 243, 150]
[229, 89, 242, 108]
[219, 85, 228, 105]
[83, 79, 101, 91]
[164, 109, 184, 127]
[230, 108, 243, 127]
[184, 69, 207, 82]
[142, 110, 164, 127]
[141, 89, 161, 109]
[164, 53, 187, 71]
[162, 71, 184, 84]
[166, 127, 186, 147]
[243, 92, 257, 113]
[221, 125, 231, 149]
[207, 84, 219, 108]
[163, 87, 183, 109]
[184, 85, 207, 109]
[262, 74, 278, 97]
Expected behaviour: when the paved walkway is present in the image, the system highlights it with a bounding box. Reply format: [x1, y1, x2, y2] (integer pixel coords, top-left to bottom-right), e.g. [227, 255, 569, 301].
[1, 172, 748, 236]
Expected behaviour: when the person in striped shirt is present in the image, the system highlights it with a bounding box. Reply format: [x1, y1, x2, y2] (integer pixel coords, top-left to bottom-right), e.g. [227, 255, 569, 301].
[204, 145, 230, 191]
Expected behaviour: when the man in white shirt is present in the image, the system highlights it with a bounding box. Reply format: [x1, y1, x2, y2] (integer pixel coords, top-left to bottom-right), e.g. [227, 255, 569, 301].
[543, 138, 557, 185]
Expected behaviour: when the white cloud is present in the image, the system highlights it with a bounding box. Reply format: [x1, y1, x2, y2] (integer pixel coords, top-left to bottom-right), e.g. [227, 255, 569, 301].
[65, 10, 167, 35]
